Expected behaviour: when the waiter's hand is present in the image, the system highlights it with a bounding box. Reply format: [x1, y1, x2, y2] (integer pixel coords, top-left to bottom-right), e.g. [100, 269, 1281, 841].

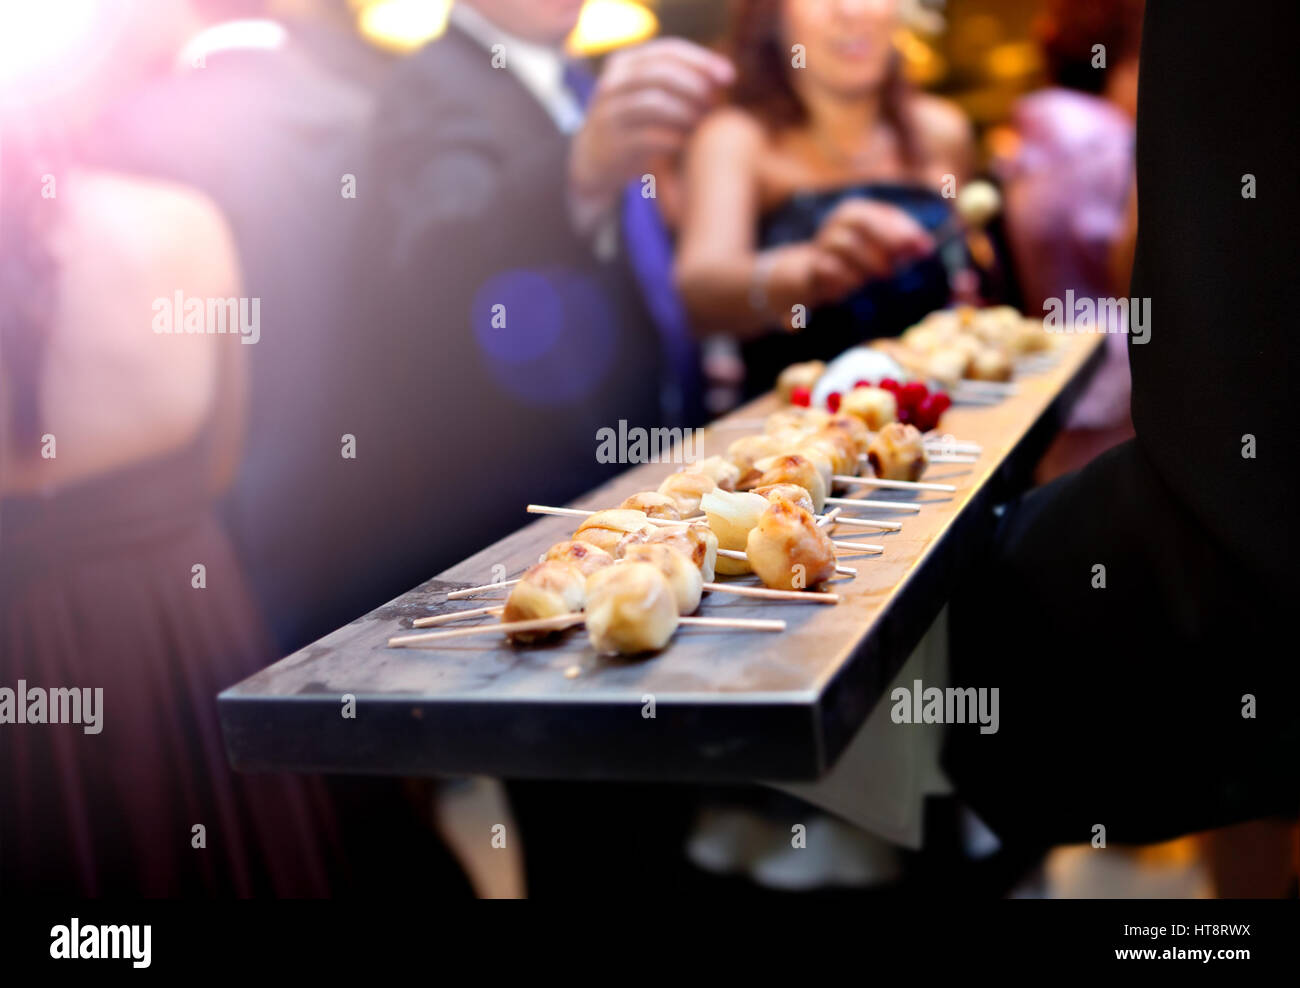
[569, 39, 733, 228]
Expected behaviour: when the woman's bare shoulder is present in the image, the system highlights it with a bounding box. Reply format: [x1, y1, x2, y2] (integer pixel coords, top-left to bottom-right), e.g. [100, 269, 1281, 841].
[908, 93, 974, 168]
[692, 105, 769, 156]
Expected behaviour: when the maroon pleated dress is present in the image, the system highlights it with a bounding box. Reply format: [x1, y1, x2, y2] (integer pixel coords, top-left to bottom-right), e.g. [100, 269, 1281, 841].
[0, 432, 341, 896]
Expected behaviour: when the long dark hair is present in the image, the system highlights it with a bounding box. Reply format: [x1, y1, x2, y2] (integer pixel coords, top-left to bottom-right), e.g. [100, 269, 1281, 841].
[729, 0, 922, 173]
[0, 120, 62, 452]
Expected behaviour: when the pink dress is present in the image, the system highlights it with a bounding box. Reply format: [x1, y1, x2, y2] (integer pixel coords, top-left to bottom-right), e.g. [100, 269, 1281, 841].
[998, 88, 1135, 430]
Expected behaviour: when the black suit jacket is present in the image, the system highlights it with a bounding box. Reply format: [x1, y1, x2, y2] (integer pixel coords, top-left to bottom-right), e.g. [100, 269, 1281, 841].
[330, 25, 663, 617]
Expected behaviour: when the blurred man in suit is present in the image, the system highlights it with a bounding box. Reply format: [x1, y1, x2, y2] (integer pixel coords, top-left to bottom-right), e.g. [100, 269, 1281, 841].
[338, 1, 732, 896]
[339, 1, 733, 607]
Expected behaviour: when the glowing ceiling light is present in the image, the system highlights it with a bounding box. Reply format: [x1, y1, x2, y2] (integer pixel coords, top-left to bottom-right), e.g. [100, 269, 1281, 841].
[355, 0, 451, 54]
[567, 0, 658, 57]
[986, 41, 1041, 81]
[894, 28, 945, 86]
[0, 0, 101, 86]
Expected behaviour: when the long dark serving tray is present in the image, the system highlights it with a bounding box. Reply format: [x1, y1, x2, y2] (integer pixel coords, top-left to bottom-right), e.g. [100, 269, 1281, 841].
[219, 334, 1104, 782]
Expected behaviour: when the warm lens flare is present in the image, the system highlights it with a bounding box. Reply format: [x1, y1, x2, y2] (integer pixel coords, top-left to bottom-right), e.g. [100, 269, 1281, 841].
[0, 0, 101, 86]
[355, 0, 452, 53]
[567, 0, 658, 56]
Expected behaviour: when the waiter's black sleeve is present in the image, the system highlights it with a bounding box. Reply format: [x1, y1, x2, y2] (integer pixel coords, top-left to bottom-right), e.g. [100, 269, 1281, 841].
[943, 0, 1299, 847]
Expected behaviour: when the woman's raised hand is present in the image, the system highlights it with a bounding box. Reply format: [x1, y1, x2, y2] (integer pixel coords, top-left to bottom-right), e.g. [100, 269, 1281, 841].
[808, 198, 934, 305]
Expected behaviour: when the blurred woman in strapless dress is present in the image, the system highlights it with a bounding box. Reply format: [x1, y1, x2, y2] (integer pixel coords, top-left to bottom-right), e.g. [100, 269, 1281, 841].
[674, 0, 974, 397]
[0, 1, 339, 896]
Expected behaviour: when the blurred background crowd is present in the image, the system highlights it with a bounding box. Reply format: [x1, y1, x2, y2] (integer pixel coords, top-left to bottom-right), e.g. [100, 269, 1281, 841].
[4, 0, 1287, 899]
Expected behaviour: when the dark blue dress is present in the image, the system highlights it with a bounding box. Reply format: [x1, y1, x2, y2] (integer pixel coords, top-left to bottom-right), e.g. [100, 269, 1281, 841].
[743, 182, 954, 396]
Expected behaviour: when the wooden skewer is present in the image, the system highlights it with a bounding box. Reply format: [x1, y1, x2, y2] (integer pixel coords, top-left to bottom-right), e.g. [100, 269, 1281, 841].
[953, 379, 1017, 395]
[829, 540, 884, 553]
[527, 504, 595, 521]
[716, 548, 854, 577]
[922, 435, 982, 454]
[861, 451, 975, 467]
[442, 582, 838, 621]
[527, 501, 900, 536]
[704, 583, 839, 603]
[679, 616, 786, 631]
[435, 582, 838, 622]
[832, 475, 957, 493]
[819, 513, 903, 531]
[948, 391, 1003, 406]
[413, 605, 505, 627]
[923, 453, 977, 464]
[448, 580, 519, 599]
[389, 613, 584, 647]
[527, 504, 688, 528]
[824, 496, 923, 513]
[388, 611, 784, 647]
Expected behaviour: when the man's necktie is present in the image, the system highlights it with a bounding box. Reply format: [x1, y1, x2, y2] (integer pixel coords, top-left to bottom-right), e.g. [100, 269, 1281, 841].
[562, 60, 703, 426]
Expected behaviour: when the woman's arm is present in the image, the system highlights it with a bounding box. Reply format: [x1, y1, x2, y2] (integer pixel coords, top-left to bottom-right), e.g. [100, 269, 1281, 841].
[676, 108, 941, 339]
[674, 108, 818, 338]
[911, 93, 976, 188]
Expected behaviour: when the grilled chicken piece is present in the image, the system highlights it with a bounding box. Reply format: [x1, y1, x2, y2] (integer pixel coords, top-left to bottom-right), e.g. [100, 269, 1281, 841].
[775, 360, 826, 402]
[621, 542, 704, 615]
[752, 483, 815, 515]
[541, 540, 615, 578]
[689, 455, 741, 493]
[752, 453, 827, 513]
[865, 422, 930, 482]
[573, 509, 656, 554]
[839, 386, 897, 430]
[745, 500, 838, 591]
[657, 470, 717, 517]
[725, 434, 787, 489]
[584, 563, 679, 656]
[620, 491, 682, 520]
[644, 521, 719, 583]
[502, 561, 586, 643]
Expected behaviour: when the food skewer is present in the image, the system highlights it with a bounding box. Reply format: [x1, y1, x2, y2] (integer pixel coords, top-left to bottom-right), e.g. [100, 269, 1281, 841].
[824, 497, 923, 512]
[412, 604, 508, 627]
[712, 418, 983, 451]
[921, 453, 977, 464]
[396, 305, 1046, 664]
[716, 547, 857, 576]
[437, 578, 841, 609]
[832, 475, 957, 493]
[716, 419, 982, 453]
[923, 436, 982, 454]
[949, 379, 1017, 396]
[390, 613, 786, 648]
[410, 603, 811, 631]
[448, 580, 518, 599]
[527, 502, 900, 531]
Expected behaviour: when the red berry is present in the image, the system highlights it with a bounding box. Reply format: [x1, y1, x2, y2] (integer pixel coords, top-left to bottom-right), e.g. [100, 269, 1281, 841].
[897, 407, 914, 426]
[826, 391, 842, 413]
[791, 386, 812, 407]
[899, 382, 928, 410]
[854, 379, 871, 390]
[930, 391, 953, 414]
[878, 378, 900, 394]
[915, 395, 943, 432]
